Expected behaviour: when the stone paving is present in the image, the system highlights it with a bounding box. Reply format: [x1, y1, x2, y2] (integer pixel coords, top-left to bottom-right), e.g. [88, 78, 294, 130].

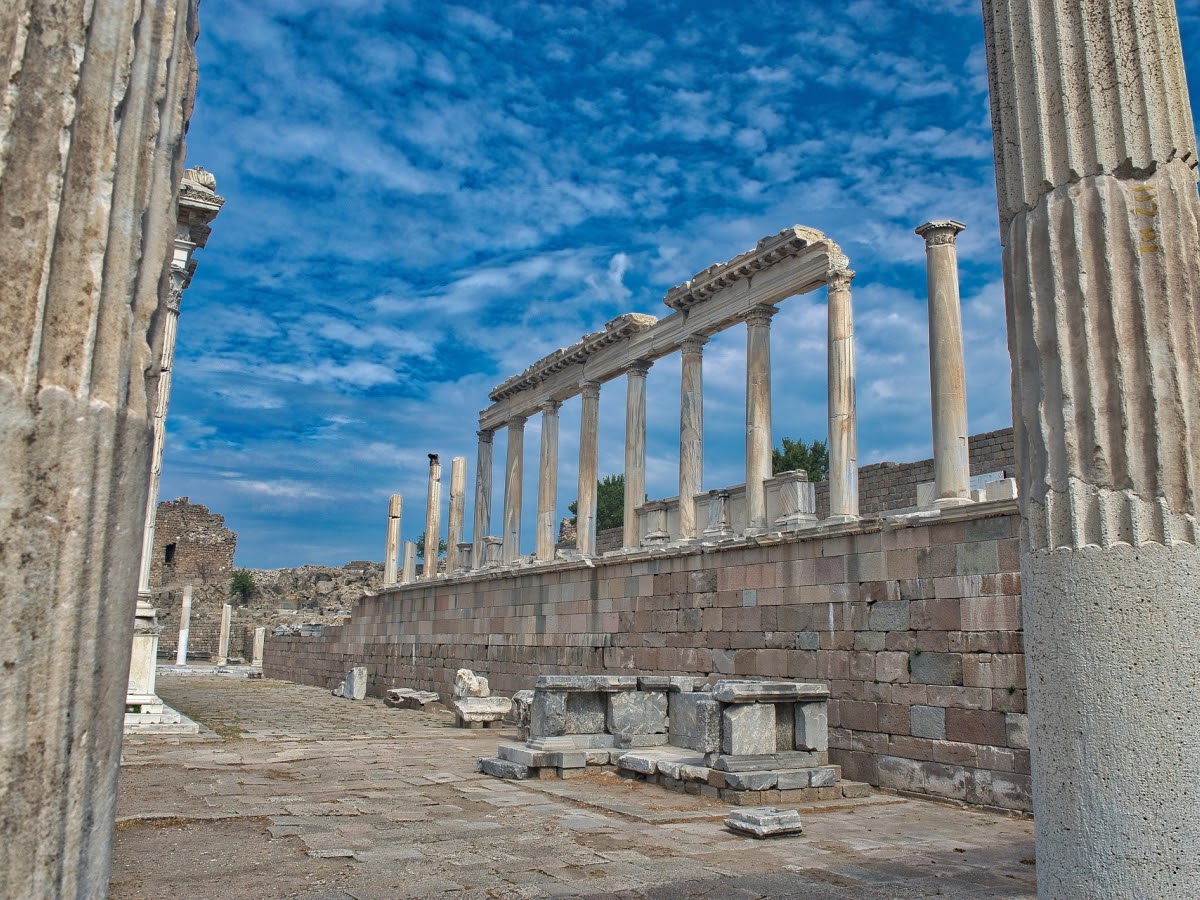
[111, 675, 1036, 899]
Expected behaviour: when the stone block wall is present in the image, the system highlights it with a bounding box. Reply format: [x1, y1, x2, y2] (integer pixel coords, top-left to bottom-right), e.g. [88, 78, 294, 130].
[150, 497, 237, 588]
[266, 503, 1030, 811]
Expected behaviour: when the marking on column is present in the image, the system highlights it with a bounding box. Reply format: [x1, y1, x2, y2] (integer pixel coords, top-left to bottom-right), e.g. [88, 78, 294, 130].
[1132, 184, 1160, 253]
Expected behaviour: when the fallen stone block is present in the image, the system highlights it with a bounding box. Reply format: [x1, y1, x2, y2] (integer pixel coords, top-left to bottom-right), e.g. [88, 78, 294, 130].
[454, 668, 491, 699]
[384, 688, 441, 709]
[840, 781, 871, 799]
[341, 666, 368, 700]
[724, 807, 805, 838]
[509, 689, 535, 739]
[479, 757, 530, 779]
[453, 696, 512, 726]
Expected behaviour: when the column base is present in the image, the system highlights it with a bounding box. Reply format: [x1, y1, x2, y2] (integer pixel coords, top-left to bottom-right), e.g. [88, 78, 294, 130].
[823, 514, 859, 525]
[776, 514, 818, 531]
[932, 496, 973, 509]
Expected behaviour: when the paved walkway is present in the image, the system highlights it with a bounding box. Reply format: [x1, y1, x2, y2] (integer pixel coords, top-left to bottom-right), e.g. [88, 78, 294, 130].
[111, 676, 1036, 899]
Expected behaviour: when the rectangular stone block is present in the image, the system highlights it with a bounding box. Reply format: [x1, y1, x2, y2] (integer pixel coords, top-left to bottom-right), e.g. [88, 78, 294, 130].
[530, 691, 567, 738]
[868, 600, 909, 631]
[796, 701, 829, 752]
[669, 692, 721, 753]
[479, 757, 530, 779]
[711, 751, 823, 772]
[343, 666, 368, 700]
[909, 651, 963, 685]
[722, 703, 776, 755]
[774, 702, 795, 751]
[564, 692, 607, 733]
[910, 705, 946, 740]
[724, 771, 779, 791]
[713, 680, 829, 703]
[945, 708, 1007, 746]
[608, 690, 668, 737]
[1005, 712, 1030, 749]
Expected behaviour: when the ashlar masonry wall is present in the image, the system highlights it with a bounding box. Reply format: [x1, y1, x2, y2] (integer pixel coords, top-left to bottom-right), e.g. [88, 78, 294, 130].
[267, 500, 1029, 812]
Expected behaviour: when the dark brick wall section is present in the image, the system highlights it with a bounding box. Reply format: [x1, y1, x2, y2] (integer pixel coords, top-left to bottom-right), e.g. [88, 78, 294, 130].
[150, 497, 237, 588]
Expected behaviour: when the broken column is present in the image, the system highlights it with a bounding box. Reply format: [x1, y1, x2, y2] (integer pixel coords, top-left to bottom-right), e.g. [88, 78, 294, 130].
[175, 584, 193, 666]
[401, 541, 417, 583]
[916, 220, 971, 507]
[423, 454, 441, 579]
[215, 603, 232, 665]
[576, 381, 601, 555]
[383, 493, 402, 585]
[472, 429, 493, 569]
[536, 400, 560, 560]
[623, 361, 651, 549]
[745, 306, 776, 534]
[445, 457, 466, 574]
[678, 337, 706, 540]
[982, 1, 1200, 894]
[502, 417, 525, 564]
[826, 268, 859, 521]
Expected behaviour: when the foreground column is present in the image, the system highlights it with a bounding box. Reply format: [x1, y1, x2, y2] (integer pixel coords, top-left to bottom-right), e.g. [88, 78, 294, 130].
[502, 417, 526, 564]
[983, 2, 1200, 894]
[472, 430, 494, 569]
[678, 338, 706, 540]
[745, 307, 776, 533]
[623, 361, 652, 549]
[423, 454, 442, 579]
[445, 457, 466, 575]
[536, 400, 561, 560]
[0, 6, 201, 893]
[826, 269, 859, 520]
[384, 494, 402, 585]
[175, 585, 193, 666]
[576, 381, 601, 555]
[916, 220, 971, 507]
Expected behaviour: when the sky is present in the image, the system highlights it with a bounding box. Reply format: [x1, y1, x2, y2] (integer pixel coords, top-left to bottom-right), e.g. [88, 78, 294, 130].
[170, 0, 1200, 569]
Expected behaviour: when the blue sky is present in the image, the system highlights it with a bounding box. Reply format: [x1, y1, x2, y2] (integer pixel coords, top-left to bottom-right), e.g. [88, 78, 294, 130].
[171, 0, 1200, 568]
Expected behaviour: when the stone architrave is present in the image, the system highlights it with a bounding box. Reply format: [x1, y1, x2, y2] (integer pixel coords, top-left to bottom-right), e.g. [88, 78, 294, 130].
[916, 220, 971, 507]
[678, 338, 707, 540]
[623, 361, 652, 549]
[384, 493, 402, 585]
[216, 604, 232, 665]
[252, 627, 266, 668]
[175, 584, 193, 666]
[826, 268, 859, 521]
[401, 542, 417, 583]
[536, 400, 561, 560]
[472, 430, 494, 569]
[502, 417, 525, 564]
[445, 457, 466, 574]
[744, 305, 776, 534]
[576, 381, 601, 555]
[423, 454, 442, 579]
[982, 1, 1200, 894]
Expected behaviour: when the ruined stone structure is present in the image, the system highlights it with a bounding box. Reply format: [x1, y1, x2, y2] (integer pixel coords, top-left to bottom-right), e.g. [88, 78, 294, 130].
[150, 497, 238, 588]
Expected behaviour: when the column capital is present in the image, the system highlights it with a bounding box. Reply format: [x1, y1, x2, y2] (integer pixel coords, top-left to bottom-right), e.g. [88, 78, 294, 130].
[628, 359, 653, 377]
[477, 429, 494, 443]
[507, 415, 527, 428]
[539, 399, 561, 415]
[580, 380, 601, 399]
[744, 304, 778, 327]
[916, 220, 966, 247]
[827, 268, 856, 291]
[680, 335, 709, 354]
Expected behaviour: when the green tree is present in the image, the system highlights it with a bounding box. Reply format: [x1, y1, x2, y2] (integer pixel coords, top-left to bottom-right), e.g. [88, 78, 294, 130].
[414, 532, 448, 561]
[229, 569, 256, 603]
[772, 437, 829, 480]
[568, 473, 626, 531]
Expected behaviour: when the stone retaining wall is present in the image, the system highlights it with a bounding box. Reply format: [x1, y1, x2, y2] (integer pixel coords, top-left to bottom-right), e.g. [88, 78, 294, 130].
[266, 502, 1030, 811]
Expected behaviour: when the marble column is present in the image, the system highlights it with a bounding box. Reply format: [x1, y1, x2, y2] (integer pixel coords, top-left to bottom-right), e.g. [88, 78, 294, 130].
[445, 457, 466, 575]
[678, 338, 706, 540]
[252, 627, 266, 668]
[916, 220, 971, 507]
[472, 430, 494, 569]
[401, 542, 417, 583]
[576, 381, 601, 556]
[423, 454, 441, 579]
[502, 417, 526, 564]
[383, 494, 402, 585]
[745, 306, 776, 533]
[826, 269, 859, 521]
[982, 2, 1200, 894]
[536, 401, 561, 560]
[623, 361, 652, 549]
[175, 584, 193, 666]
[216, 604, 232, 666]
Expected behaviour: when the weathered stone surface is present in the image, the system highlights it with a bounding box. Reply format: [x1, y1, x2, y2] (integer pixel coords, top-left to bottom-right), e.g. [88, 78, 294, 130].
[564, 692, 607, 733]
[531, 691, 567, 737]
[774, 702, 795, 752]
[534, 675, 637, 692]
[453, 697, 511, 724]
[724, 807, 805, 838]
[669, 693, 722, 753]
[713, 680, 829, 704]
[342, 667, 368, 701]
[724, 771, 778, 791]
[637, 675, 699, 692]
[607, 690, 668, 736]
[528, 734, 614, 750]
[909, 651, 962, 685]
[910, 706, 946, 741]
[796, 701, 829, 752]
[722, 703, 776, 756]
[613, 733, 669, 749]
[478, 757, 530, 779]
[510, 689, 535, 739]
[497, 743, 550, 768]
[454, 668, 490, 699]
[711, 752, 824, 772]
[384, 689, 440, 710]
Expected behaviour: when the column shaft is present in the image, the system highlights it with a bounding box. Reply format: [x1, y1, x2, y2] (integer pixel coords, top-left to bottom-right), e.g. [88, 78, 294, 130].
[536, 401, 561, 560]
[401, 542, 417, 583]
[472, 431, 494, 568]
[678, 339, 706, 540]
[983, 1, 1200, 894]
[576, 382, 601, 555]
[445, 457, 466, 574]
[745, 307, 776, 532]
[623, 362, 651, 548]
[422, 455, 442, 579]
[384, 494, 402, 584]
[502, 418, 526, 564]
[175, 584, 192, 666]
[826, 270, 859, 520]
[216, 604, 232, 666]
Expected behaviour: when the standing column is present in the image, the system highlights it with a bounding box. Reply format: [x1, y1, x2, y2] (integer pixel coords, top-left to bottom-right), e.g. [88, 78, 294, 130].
[536, 400, 561, 560]
[175, 584, 193, 666]
[826, 269, 859, 521]
[216, 604, 232, 666]
[423, 454, 442, 579]
[401, 542, 417, 583]
[916, 220, 971, 507]
[383, 494, 402, 585]
[982, 2, 1200, 894]
[678, 338, 707, 540]
[745, 307, 776, 533]
[472, 430, 494, 569]
[576, 381, 601, 556]
[623, 361, 652, 549]
[445, 457, 466, 574]
[502, 417, 526, 564]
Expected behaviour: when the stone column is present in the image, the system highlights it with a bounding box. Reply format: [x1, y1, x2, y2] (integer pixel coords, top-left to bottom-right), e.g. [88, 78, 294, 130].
[826, 269, 859, 521]
[252, 627, 266, 668]
[422, 454, 442, 579]
[472, 430, 494, 569]
[216, 604, 232, 666]
[745, 306, 776, 533]
[175, 584, 193, 666]
[383, 494, 402, 585]
[445, 457, 466, 575]
[502, 417, 526, 564]
[916, 220, 971, 507]
[536, 401, 561, 560]
[678, 338, 706, 540]
[401, 542, 417, 583]
[623, 361, 652, 549]
[576, 381, 601, 556]
[982, 2, 1200, 895]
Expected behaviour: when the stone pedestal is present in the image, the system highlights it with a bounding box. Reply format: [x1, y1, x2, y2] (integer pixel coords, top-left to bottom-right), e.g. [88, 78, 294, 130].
[745, 306, 776, 534]
[703, 489, 733, 539]
[678, 338, 706, 540]
[384, 493, 402, 584]
[623, 361, 651, 549]
[576, 381, 601, 556]
[455, 541, 473, 574]
[771, 471, 817, 530]
[483, 535, 503, 568]
[640, 501, 670, 546]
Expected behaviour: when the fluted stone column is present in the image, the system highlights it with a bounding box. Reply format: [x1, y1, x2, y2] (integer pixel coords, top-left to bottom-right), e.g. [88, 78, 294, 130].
[678, 338, 706, 540]
[576, 382, 601, 556]
[745, 306, 776, 533]
[535, 401, 561, 560]
[983, 2, 1200, 894]
[252, 627, 265, 668]
[216, 604, 232, 666]
[826, 269, 859, 521]
[502, 417, 526, 564]
[401, 542, 417, 583]
[916, 220, 971, 507]
[175, 584, 193, 666]
[623, 361, 652, 549]
[384, 494, 402, 585]
[445, 457, 466, 575]
[472, 430, 494, 569]
[423, 454, 442, 579]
